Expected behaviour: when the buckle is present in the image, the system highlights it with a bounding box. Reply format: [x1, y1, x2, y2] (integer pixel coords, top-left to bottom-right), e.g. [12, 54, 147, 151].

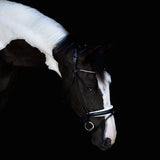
[84, 121, 94, 132]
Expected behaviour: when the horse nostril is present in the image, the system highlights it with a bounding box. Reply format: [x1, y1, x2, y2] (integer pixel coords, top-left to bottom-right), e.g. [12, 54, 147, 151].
[103, 138, 112, 148]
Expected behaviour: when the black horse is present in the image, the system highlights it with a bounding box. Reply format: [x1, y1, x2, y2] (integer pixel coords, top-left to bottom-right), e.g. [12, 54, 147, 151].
[0, 0, 117, 150]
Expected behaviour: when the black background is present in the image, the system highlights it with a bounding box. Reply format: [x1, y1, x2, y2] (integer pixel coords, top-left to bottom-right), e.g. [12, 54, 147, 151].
[0, 0, 124, 157]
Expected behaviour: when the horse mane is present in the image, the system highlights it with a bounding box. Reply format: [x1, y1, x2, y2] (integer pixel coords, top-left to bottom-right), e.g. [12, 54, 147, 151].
[83, 38, 113, 83]
[0, 0, 68, 75]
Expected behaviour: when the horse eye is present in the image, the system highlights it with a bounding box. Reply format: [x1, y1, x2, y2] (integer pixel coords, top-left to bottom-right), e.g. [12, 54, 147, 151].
[87, 87, 94, 92]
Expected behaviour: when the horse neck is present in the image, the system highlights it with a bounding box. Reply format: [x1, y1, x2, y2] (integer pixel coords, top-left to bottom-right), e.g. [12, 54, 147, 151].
[0, 39, 47, 68]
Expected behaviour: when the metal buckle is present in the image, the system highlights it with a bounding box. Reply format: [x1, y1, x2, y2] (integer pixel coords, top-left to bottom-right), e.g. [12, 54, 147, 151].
[84, 121, 95, 132]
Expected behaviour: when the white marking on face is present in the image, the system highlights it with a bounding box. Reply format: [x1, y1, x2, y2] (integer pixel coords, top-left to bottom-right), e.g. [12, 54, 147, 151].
[97, 71, 117, 145]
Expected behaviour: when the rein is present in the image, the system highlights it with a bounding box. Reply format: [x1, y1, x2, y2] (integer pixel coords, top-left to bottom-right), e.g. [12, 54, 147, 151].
[67, 47, 114, 132]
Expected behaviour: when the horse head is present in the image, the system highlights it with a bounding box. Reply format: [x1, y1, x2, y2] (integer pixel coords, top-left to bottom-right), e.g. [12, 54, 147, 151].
[53, 36, 117, 150]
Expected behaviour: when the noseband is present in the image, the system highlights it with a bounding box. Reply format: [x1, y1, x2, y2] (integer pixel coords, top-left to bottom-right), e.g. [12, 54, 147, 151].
[68, 47, 114, 132]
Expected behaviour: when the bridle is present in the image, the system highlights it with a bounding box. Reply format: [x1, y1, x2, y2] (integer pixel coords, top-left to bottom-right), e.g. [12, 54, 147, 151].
[66, 47, 114, 132]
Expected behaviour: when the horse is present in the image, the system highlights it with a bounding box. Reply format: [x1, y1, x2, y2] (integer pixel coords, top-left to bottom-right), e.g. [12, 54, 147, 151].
[0, 0, 117, 150]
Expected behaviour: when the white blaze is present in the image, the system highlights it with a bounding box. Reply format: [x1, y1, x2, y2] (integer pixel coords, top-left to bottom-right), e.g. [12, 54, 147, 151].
[97, 71, 117, 145]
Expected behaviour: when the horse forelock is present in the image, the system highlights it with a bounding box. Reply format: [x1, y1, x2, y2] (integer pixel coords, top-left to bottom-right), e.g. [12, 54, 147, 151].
[83, 48, 106, 82]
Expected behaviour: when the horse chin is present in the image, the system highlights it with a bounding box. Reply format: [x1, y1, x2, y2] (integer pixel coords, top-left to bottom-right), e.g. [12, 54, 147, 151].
[92, 140, 113, 151]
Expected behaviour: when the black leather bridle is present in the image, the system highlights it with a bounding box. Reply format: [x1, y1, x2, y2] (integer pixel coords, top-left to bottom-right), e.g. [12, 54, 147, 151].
[67, 47, 114, 132]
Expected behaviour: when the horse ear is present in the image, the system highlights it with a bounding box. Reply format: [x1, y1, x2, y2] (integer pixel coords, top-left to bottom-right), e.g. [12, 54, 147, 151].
[93, 43, 113, 56]
[84, 43, 112, 63]
[93, 43, 113, 67]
